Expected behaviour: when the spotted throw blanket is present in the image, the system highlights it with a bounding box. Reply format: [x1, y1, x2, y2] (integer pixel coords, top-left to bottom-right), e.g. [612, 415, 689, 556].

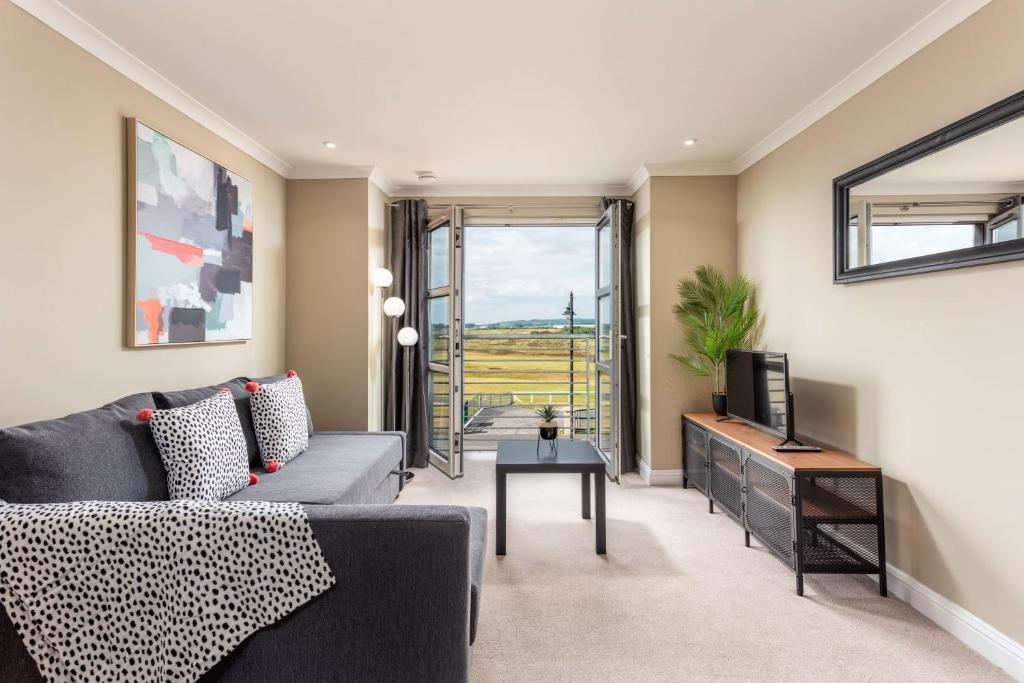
[0, 500, 335, 683]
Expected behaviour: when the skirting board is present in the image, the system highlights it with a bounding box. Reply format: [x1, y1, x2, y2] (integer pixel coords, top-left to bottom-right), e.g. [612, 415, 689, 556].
[637, 460, 683, 487]
[655, 467, 1022, 677]
[640, 463, 1022, 678]
[871, 565, 1023, 680]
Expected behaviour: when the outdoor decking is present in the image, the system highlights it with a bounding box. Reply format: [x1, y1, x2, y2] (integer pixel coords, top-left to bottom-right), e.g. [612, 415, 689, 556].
[463, 404, 587, 451]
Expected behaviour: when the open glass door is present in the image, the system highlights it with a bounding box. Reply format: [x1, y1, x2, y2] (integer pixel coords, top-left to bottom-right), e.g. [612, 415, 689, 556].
[426, 206, 464, 478]
[593, 203, 620, 482]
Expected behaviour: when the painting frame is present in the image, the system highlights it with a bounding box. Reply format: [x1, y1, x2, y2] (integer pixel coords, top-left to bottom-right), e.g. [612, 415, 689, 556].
[125, 117, 254, 348]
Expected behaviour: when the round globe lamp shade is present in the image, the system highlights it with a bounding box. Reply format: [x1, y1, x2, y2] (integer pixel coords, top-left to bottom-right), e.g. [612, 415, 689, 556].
[383, 297, 406, 318]
[371, 268, 393, 288]
[397, 327, 419, 347]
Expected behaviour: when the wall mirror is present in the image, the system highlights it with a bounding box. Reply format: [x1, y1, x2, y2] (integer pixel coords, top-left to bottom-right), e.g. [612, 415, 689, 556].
[834, 90, 1024, 283]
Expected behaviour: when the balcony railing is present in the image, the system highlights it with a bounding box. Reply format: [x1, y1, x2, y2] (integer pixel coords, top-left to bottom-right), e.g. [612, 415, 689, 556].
[461, 332, 595, 450]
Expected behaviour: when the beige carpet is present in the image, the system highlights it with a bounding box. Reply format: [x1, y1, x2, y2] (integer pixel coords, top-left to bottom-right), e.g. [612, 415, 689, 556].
[398, 450, 1010, 682]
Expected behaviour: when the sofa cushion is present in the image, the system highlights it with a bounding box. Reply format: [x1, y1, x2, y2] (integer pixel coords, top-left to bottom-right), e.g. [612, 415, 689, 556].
[153, 378, 261, 466]
[249, 373, 313, 436]
[0, 393, 167, 503]
[225, 433, 403, 505]
[147, 391, 251, 501]
[467, 506, 487, 646]
[248, 375, 309, 469]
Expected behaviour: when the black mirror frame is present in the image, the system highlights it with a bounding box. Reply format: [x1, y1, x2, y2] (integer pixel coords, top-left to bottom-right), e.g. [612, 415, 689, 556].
[833, 89, 1024, 284]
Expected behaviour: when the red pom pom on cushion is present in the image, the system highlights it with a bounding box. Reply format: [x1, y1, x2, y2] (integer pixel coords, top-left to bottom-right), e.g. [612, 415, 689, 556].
[287, 370, 297, 378]
[249, 473, 260, 486]
[267, 462, 281, 473]
[245, 382, 260, 394]
[136, 408, 154, 422]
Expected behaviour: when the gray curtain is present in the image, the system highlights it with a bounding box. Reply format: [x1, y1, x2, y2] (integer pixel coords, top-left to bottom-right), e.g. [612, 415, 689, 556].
[385, 199, 430, 468]
[602, 198, 638, 474]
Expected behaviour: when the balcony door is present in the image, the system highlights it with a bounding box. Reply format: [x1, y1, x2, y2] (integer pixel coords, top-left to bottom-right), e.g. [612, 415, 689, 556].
[593, 203, 621, 482]
[426, 206, 465, 479]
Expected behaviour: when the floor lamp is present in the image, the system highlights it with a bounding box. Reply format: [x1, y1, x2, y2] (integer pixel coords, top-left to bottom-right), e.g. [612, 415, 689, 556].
[372, 268, 418, 484]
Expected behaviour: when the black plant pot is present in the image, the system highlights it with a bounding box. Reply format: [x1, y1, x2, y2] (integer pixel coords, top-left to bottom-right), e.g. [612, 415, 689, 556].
[712, 393, 728, 417]
[538, 425, 558, 440]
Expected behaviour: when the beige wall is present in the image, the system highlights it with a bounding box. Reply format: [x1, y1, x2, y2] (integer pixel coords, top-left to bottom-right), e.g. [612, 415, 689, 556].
[285, 179, 374, 431]
[644, 177, 737, 472]
[0, 2, 287, 426]
[736, 0, 1024, 644]
[632, 181, 653, 466]
[367, 182, 389, 431]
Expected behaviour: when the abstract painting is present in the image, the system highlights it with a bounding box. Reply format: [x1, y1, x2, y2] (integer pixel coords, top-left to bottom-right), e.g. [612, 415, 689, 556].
[127, 119, 253, 346]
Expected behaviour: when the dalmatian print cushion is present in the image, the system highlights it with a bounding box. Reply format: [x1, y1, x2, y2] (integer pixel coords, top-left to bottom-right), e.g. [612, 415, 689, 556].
[0, 499, 335, 683]
[147, 390, 251, 500]
[248, 374, 310, 470]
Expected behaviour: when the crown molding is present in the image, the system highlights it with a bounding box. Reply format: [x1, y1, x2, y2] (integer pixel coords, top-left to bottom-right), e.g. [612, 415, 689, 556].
[10, 0, 292, 177]
[286, 164, 376, 180]
[644, 162, 738, 177]
[625, 166, 651, 196]
[732, 0, 991, 174]
[13, 0, 989, 187]
[388, 183, 633, 198]
[368, 168, 396, 196]
[285, 165, 397, 196]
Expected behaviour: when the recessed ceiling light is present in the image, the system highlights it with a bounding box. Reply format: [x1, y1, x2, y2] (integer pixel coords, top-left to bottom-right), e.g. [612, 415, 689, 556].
[418, 172, 438, 183]
[683, 138, 698, 146]
[323, 141, 337, 149]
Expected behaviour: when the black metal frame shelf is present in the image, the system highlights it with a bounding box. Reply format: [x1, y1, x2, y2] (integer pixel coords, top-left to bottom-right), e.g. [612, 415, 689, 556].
[682, 414, 887, 597]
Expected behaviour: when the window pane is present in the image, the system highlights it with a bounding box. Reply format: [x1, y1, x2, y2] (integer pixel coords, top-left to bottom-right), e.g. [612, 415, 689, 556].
[429, 224, 450, 289]
[597, 373, 612, 453]
[598, 224, 612, 288]
[847, 219, 860, 269]
[429, 371, 450, 457]
[429, 296, 450, 364]
[991, 220, 1019, 243]
[868, 224, 976, 265]
[597, 295, 612, 363]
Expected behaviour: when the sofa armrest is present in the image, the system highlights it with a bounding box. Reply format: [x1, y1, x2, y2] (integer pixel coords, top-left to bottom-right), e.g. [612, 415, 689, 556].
[202, 504, 472, 683]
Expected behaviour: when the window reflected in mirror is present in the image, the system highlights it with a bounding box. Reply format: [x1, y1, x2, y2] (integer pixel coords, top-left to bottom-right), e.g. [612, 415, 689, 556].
[839, 104, 1024, 279]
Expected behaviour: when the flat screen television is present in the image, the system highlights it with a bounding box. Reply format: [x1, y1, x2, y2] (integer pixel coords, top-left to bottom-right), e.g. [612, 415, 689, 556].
[725, 350, 818, 451]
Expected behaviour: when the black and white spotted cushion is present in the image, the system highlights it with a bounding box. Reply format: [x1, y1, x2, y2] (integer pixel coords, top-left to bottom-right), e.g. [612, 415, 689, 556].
[0, 499, 335, 682]
[147, 390, 250, 500]
[248, 375, 309, 470]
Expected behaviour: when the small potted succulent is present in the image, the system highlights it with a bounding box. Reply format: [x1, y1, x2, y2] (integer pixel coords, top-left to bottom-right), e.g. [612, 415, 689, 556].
[535, 405, 560, 441]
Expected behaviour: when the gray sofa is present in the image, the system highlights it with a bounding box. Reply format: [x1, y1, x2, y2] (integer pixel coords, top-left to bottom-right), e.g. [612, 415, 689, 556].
[0, 376, 487, 683]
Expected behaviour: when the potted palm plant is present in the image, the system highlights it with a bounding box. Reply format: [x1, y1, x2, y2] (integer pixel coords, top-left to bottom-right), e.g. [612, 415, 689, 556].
[671, 265, 763, 416]
[535, 405, 560, 441]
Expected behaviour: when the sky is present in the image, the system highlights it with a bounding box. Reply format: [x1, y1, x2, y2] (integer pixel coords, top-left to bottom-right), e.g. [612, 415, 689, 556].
[463, 226, 595, 325]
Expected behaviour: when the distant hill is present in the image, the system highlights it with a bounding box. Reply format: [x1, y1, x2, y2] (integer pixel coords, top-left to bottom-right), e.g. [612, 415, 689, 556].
[466, 318, 595, 329]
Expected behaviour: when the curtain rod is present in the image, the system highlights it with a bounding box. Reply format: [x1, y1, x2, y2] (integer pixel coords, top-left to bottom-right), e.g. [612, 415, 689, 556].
[387, 202, 603, 210]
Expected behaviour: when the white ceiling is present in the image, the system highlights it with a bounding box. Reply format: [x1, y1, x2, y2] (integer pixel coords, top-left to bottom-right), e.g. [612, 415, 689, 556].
[32, 0, 989, 192]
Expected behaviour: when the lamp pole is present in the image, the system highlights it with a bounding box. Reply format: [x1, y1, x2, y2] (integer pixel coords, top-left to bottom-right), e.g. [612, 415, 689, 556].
[563, 291, 576, 440]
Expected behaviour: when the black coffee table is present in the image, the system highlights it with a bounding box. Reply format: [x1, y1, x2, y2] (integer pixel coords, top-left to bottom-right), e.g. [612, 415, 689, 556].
[495, 440, 606, 555]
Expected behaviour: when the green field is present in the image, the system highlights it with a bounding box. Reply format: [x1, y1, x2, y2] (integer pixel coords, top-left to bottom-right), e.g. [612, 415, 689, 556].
[462, 326, 596, 409]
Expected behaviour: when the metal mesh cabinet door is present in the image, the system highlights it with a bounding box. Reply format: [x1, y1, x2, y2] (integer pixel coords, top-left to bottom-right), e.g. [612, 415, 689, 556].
[745, 454, 795, 568]
[683, 422, 708, 495]
[708, 436, 743, 520]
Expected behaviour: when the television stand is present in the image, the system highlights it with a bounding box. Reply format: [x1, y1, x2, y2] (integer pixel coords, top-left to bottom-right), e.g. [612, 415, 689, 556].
[715, 416, 735, 423]
[681, 412, 886, 596]
[774, 437, 821, 452]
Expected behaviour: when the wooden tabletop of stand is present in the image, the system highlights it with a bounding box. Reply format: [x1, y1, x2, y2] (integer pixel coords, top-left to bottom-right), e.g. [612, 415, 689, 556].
[683, 412, 880, 473]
